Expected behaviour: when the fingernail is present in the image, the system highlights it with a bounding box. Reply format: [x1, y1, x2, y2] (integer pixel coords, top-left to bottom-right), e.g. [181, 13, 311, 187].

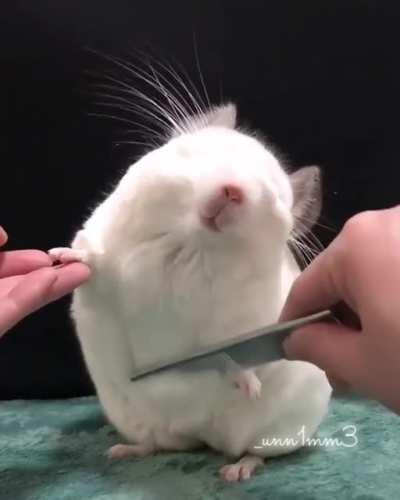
[52, 263, 66, 269]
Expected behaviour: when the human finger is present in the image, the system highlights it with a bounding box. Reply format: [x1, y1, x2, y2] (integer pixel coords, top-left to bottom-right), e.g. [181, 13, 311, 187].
[280, 247, 343, 322]
[0, 227, 8, 247]
[0, 267, 58, 336]
[283, 322, 364, 386]
[46, 263, 91, 302]
[0, 250, 52, 278]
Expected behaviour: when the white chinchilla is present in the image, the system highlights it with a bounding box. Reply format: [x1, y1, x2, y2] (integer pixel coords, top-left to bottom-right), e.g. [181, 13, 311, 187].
[50, 102, 331, 481]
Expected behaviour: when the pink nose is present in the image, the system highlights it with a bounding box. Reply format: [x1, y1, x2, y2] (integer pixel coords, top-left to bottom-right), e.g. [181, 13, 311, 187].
[222, 184, 244, 204]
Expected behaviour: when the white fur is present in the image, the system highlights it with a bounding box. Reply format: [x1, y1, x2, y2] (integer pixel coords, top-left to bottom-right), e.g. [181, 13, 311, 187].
[68, 110, 331, 464]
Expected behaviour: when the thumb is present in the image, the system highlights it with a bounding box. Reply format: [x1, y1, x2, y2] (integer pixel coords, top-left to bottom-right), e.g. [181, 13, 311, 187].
[0, 227, 8, 247]
[283, 322, 364, 387]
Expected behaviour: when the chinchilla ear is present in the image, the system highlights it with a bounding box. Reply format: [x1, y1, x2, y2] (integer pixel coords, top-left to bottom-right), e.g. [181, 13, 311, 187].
[203, 103, 237, 128]
[289, 166, 322, 234]
[183, 103, 237, 132]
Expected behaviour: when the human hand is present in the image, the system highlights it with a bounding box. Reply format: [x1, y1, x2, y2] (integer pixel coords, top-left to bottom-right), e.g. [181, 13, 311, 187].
[281, 206, 400, 413]
[0, 226, 90, 338]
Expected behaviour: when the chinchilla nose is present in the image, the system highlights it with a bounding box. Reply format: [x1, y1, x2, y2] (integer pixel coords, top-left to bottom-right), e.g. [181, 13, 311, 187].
[221, 184, 244, 204]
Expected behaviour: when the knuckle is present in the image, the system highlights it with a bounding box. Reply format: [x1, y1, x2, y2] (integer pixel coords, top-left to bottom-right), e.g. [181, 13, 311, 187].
[32, 283, 49, 304]
[341, 211, 378, 243]
[339, 212, 379, 265]
[335, 211, 382, 282]
[34, 275, 55, 302]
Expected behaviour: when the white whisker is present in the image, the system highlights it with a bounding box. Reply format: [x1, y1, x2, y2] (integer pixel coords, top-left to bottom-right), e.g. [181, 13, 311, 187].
[91, 102, 164, 136]
[87, 52, 186, 133]
[106, 57, 189, 129]
[88, 112, 151, 130]
[89, 78, 176, 133]
[89, 84, 173, 133]
[154, 58, 208, 125]
[86, 47, 215, 152]
[92, 96, 170, 133]
[146, 48, 210, 117]
[300, 229, 324, 253]
[130, 50, 205, 117]
[115, 139, 158, 147]
[192, 33, 211, 110]
[146, 62, 192, 132]
[288, 239, 308, 268]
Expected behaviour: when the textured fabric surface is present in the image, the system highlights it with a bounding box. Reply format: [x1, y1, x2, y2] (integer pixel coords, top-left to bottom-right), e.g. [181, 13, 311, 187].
[0, 395, 397, 500]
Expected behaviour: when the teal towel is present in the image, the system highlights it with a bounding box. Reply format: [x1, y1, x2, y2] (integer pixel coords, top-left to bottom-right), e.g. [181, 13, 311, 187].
[0, 395, 397, 499]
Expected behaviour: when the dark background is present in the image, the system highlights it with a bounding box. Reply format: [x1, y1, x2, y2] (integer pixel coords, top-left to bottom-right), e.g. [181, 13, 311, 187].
[1, 0, 399, 399]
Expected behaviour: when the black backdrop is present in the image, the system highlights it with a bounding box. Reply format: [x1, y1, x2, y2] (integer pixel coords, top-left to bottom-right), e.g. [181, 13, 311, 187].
[1, 0, 399, 399]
